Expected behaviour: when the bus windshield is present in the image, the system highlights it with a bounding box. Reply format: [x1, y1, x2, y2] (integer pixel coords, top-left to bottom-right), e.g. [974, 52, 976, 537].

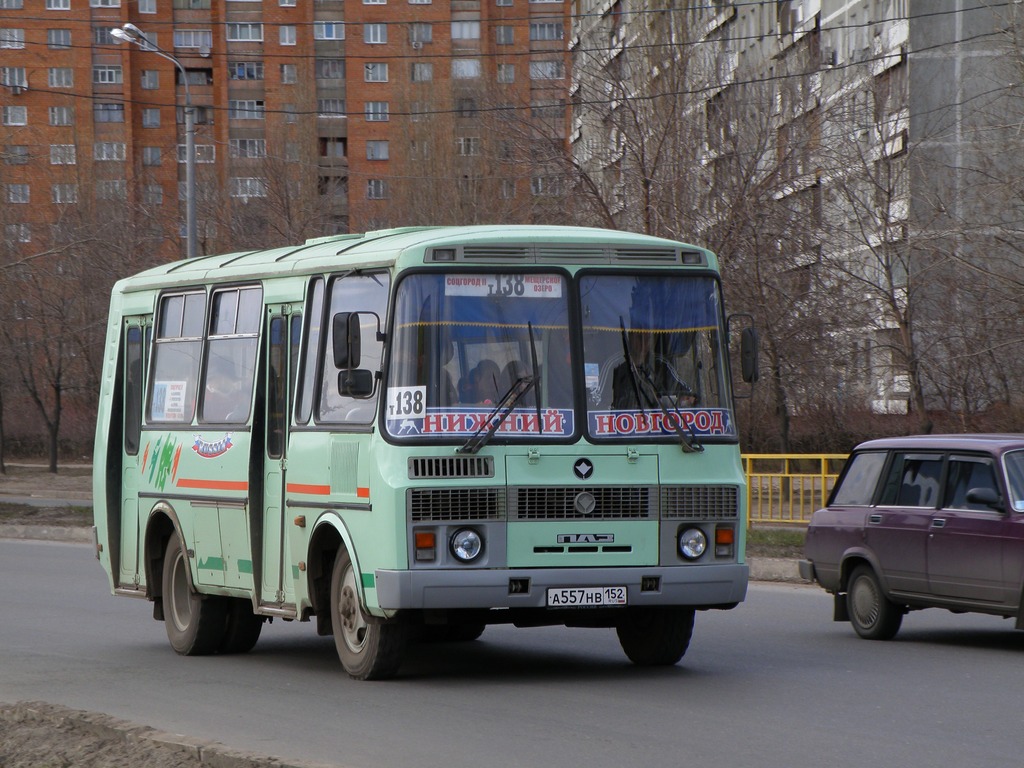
[385, 272, 574, 440]
[579, 274, 736, 441]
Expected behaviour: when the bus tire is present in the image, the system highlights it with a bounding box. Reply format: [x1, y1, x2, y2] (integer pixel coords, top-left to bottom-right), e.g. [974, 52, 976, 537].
[616, 607, 695, 666]
[162, 535, 228, 655]
[330, 549, 407, 680]
[219, 598, 264, 654]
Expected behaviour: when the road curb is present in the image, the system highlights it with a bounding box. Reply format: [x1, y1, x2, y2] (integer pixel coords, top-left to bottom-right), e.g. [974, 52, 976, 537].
[1, 701, 343, 768]
[0, 524, 94, 543]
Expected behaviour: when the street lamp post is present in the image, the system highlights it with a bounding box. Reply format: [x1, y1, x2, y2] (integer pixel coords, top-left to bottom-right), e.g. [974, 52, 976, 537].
[111, 23, 197, 259]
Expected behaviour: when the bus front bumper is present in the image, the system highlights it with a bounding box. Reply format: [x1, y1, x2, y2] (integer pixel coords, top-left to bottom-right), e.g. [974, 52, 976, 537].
[374, 563, 748, 611]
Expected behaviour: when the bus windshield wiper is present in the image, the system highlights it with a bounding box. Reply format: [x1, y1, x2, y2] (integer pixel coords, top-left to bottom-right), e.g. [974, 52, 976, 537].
[457, 375, 537, 455]
[635, 366, 704, 454]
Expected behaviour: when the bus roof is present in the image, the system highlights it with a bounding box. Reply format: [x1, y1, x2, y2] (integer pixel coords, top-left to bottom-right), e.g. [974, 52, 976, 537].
[112, 225, 718, 293]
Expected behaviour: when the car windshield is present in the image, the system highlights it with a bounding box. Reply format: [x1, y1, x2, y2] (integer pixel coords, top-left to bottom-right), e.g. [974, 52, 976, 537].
[578, 274, 735, 441]
[385, 272, 573, 440]
[1005, 450, 1024, 512]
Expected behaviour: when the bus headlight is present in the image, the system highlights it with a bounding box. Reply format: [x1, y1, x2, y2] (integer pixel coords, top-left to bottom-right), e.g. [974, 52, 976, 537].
[450, 528, 483, 563]
[678, 528, 707, 560]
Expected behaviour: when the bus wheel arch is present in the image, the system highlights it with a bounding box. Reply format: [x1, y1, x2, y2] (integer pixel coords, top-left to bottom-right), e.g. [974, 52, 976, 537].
[143, 503, 183, 617]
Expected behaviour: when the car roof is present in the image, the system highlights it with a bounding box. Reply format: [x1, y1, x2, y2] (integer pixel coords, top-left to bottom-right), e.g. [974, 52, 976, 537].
[854, 434, 1024, 454]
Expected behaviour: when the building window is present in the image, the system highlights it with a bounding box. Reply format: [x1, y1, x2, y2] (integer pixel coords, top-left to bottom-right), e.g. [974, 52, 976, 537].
[529, 60, 564, 80]
[367, 179, 387, 199]
[50, 144, 76, 164]
[4, 145, 29, 164]
[452, 21, 480, 39]
[531, 99, 564, 118]
[2, 106, 27, 125]
[320, 137, 346, 158]
[409, 23, 431, 43]
[280, 64, 297, 83]
[143, 147, 162, 166]
[452, 59, 481, 79]
[456, 137, 480, 156]
[318, 99, 346, 118]
[227, 23, 263, 41]
[142, 108, 161, 127]
[500, 179, 516, 199]
[364, 62, 388, 82]
[229, 62, 264, 80]
[279, 0, 295, 5]
[94, 142, 127, 161]
[93, 26, 118, 44]
[531, 176, 563, 196]
[279, 25, 296, 45]
[364, 23, 386, 43]
[366, 140, 389, 160]
[97, 180, 127, 200]
[52, 184, 78, 203]
[456, 98, 477, 117]
[90, 0, 120, 6]
[139, 70, 159, 89]
[47, 29, 72, 48]
[496, 0, 512, 6]
[411, 62, 433, 82]
[364, 101, 389, 121]
[530, 22, 563, 40]
[139, 0, 156, 12]
[497, 63, 515, 83]
[6, 184, 30, 203]
[230, 177, 268, 199]
[409, 0, 430, 4]
[365, 0, 385, 4]
[314, 22, 345, 40]
[5, 224, 31, 243]
[49, 68, 73, 88]
[177, 106, 214, 124]
[0, 28, 25, 48]
[178, 144, 215, 163]
[49, 106, 73, 125]
[143, 185, 163, 205]
[44, 0, 65, 7]
[317, 59, 345, 79]
[1, 67, 27, 88]
[229, 100, 265, 119]
[283, 104, 297, 123]
[93, 65, 123, 84]
[495, 26, 513, 45]
[94, 103, 125, 123]
[229, 138, 267, 158]
[173, 0, 209, 7]
[182, 68, 212, 86]
[174, 29, 213, 49]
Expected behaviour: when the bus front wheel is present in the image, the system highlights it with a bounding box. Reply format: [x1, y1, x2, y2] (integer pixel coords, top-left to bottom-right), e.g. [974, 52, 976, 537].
[161, 535, 228, 655]
[616, 607, 695, 666]
[330, 549, 407, 680]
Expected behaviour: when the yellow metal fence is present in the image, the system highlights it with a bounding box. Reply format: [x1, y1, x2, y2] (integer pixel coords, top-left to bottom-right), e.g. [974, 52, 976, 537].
[743, 454, 849, 526]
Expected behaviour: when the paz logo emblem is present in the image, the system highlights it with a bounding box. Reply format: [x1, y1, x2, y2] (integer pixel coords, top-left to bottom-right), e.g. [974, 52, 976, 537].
[573, 458, 594, 480]
[574, 491, 597, 516]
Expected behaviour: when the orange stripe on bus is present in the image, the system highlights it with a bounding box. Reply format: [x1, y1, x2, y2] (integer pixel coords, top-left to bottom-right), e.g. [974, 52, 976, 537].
[357, 487, 370, 498]
[287, 483, 332, 495]
[176, 478, 249, 492]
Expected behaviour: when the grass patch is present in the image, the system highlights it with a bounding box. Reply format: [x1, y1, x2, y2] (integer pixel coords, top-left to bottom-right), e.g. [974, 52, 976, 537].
[746, 526, 805, 558]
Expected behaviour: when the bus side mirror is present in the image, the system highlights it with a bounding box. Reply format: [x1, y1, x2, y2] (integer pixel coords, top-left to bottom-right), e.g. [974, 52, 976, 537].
[740, 327, 759, 384]
[338, 369, 375, 398]
[332, 312, 362, 369]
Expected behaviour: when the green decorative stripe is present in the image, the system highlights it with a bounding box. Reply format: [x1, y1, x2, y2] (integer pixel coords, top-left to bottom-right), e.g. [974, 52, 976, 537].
[361, 573, 375, 589]
[237, 559, 253, 575]
[198, 557, 226, 572]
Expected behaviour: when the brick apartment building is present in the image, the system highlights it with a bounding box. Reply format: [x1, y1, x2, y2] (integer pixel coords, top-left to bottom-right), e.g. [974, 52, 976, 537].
[0, 0, 572, 257]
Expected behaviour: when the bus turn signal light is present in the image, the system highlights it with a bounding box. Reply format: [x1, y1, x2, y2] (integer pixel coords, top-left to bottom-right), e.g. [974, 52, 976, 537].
[715, 526, 735, 558]
[415, 531, 436, 562]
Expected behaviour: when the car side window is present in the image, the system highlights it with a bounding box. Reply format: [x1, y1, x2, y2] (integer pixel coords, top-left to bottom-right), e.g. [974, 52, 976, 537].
[830, 451, 887, 506]
[944, 456, 1000, 512]
[879, 453, 943, 508]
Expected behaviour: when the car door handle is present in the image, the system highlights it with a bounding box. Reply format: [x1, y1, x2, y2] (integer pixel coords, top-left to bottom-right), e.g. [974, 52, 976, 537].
[931, 518, 946, 529]
[868, 514, 883, 524]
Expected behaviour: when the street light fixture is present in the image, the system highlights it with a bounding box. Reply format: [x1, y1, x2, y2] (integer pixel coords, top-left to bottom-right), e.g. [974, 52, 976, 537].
[111, 23, 198, 259]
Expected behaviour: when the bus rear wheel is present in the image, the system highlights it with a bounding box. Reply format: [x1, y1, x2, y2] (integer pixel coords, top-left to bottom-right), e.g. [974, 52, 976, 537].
[616, 607, 695, 666]
[330, 549, 408, 680]
[219, 598, 264, 654]
[162, 535, 228, 655]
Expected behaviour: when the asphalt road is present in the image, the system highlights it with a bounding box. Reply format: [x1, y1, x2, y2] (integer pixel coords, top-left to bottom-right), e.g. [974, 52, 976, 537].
[3, 538, 1024, 768]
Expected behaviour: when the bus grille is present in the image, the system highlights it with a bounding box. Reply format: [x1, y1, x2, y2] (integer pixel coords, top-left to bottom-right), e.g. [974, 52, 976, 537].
[660, 485, 739, 520]
[408, 456, 494, 479]
[509, 486, 656, 520]
[408, 488, 506, 522]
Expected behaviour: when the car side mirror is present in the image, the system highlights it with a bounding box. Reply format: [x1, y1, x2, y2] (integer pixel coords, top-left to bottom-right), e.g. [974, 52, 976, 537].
[966, 487, 1003, 511]
[332, 312, 362, 370]
[740, 326, 759, 383]
[338, 369, 375, 398]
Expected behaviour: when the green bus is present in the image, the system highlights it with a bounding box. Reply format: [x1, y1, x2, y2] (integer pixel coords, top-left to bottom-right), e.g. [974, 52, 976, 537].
[92, 225, 758, 679]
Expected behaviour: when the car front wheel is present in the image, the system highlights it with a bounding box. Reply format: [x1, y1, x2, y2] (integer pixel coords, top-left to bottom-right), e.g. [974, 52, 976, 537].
[847, 564, 903, 640]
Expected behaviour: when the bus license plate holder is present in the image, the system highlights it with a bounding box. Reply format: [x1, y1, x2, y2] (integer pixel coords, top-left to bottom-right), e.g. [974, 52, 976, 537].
[546, 586, 627, 607]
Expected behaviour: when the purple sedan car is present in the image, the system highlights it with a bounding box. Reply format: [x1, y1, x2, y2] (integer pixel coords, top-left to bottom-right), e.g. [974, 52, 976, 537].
[800, 434, 1024, 639]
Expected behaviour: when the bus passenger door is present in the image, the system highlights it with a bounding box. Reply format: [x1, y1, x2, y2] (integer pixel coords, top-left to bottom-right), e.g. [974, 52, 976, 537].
[260, 310, 300, 607]
[118, 321, 147, 589]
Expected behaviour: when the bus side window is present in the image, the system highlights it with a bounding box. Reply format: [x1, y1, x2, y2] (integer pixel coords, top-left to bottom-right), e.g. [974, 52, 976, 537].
[318, 272, 390, 424]
[295, 278, 325, 425]
[149, 292, 205, 424]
